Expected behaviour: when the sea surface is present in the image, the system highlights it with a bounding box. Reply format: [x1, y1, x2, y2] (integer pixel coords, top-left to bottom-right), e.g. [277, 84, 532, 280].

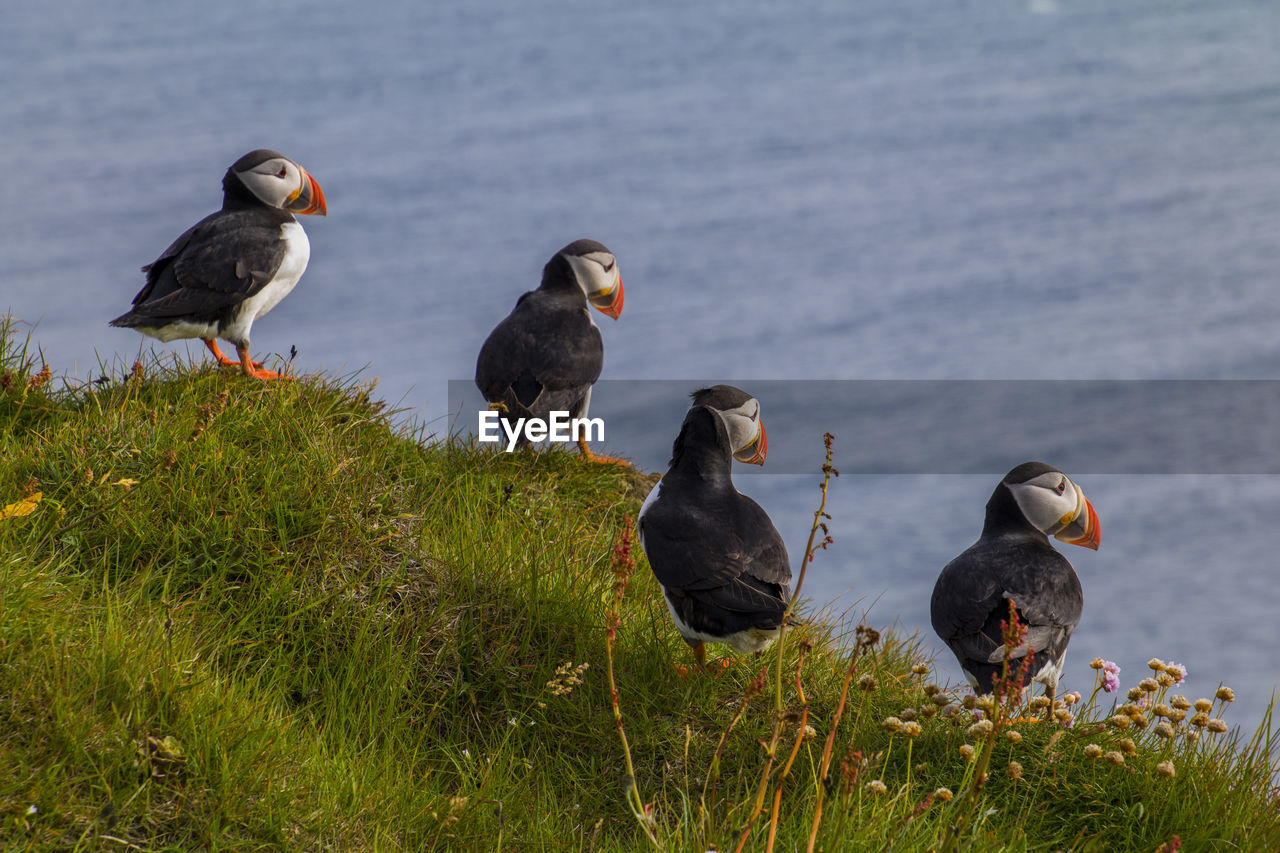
[4, 0, 1280, 733]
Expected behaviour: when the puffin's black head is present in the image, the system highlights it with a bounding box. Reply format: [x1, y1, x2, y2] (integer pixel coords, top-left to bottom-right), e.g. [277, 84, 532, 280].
[689, 385, 767, 465]
[542, 239, 625, 320]
[670, 405, 733, 468]
[223, 149, 326, 216]
[990, 461, 1100, 549]
[690, 384, 753, 411]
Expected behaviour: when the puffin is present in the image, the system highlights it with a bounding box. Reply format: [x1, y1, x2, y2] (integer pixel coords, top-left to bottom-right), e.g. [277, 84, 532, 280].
[930, 461, 1100, 703]
[474, 239, 626, 464]
[637, 386, 786, 671]
[110, 149, 327, 380]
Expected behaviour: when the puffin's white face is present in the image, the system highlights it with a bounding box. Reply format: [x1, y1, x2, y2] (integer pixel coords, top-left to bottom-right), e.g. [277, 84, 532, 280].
[712, 396, 767, 465]
[566, 251, 625, 319]
[1007, 471, 1100, 549]
[237, 157, 327, 215]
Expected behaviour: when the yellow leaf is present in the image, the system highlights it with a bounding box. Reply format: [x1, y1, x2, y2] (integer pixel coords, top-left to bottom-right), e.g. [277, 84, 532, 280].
[0, 492, 42, 520]
[111, 479, 140, 491]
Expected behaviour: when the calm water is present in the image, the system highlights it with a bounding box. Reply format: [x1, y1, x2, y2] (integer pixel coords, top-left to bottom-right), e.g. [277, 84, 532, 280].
[4, 0, 1280, 731]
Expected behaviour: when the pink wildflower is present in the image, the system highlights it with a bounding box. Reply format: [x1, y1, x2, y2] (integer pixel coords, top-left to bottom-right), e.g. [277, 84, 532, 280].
[1102, 660, 1121, 694]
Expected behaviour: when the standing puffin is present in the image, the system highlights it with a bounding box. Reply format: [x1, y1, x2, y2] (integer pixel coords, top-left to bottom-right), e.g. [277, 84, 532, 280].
[638, 386, 786, 670]
[930, 461, 1100, 703]
[110, 149, 327, 380]
[474, 239, 626, 464]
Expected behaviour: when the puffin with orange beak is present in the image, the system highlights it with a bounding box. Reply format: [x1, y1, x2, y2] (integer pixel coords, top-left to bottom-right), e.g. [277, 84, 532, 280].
[110, 149, 326, 380]
[931, 461, 1100, 704]
[475, 239, 627, 464]
[638, 386, 787, 671]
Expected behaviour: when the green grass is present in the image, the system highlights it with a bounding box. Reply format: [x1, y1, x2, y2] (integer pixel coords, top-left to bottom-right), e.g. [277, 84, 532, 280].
[2, 321, 1278, 851]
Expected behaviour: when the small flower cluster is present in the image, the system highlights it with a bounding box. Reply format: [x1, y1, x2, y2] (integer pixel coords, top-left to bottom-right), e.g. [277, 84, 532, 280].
[850, 645, 1241, 830]
[1103, 662, 1234, 742]
[1075, 656, 1243, 786]
[1091, 657, 1121, 693]
[34, 364, 54, 388]
[546, 660, 590, 697]
[606, 518, 635, 641]
[191, 389, 231, 439]
[430, 795, 469, 827]
[1146, 657, 1187, 687]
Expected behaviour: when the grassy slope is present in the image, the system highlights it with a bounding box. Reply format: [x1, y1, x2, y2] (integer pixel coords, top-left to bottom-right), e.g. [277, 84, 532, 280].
[1, 337, 1278, 851]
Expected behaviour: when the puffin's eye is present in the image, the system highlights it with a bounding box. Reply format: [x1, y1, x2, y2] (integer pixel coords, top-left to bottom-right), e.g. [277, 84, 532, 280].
[601, 259, 615, 273]
[1054, 479, 1067, 495]
[276, 165, 288, 178]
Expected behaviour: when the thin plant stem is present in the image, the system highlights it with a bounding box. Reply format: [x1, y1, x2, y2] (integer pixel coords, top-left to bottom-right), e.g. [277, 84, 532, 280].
[701, 668, 767, 825]
[772, 432, 837, 713]
[603, 518, 662, 849]
[806, 642, 863, 853]
[765, 706, 810, 853]
[733, 717, 782, 853]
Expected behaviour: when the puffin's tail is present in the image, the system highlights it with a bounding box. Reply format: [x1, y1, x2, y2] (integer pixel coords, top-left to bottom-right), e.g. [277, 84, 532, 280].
[109, 311, 144, 328]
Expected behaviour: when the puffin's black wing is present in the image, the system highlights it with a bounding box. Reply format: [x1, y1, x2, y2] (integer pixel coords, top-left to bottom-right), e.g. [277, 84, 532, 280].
[641, 488, 791, 639]
[475, 290, 603, 415]
[132, 220, 202, 303]
[931, 538, 1082, 683]
[111, 210, 288, 325]
[641, 489, 791, 594]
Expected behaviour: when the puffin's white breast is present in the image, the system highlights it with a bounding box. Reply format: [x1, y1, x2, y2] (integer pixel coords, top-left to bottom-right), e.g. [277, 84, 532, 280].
[221, 221, 309, 342]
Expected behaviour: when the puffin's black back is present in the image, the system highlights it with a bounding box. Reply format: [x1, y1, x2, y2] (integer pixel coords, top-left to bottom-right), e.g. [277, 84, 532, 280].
[641, 407, 791, 638]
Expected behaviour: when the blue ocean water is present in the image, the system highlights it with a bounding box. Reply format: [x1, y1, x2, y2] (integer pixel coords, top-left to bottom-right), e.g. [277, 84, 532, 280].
[4, 0, 1280, 731]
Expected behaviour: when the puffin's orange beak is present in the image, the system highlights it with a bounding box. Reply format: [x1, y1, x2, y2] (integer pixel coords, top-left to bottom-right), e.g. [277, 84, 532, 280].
[286, 167, 327, 216]
[1056, 493, 1100, 550]
[591, 278, 624, 320]
[733, 418, 768, 466]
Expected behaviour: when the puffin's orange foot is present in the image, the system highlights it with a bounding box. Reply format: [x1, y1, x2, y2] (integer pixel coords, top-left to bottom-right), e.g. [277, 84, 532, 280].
[203, 338, 239, 367]
[687, 642, 729, 676]
[577, 437, 631, 466]
[204, 339, 271, 371]
[235, 347, 291, 381]
[586, 453, 631, 467]
[240, 365, 295, 381]
[690, 641, 706, 672]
